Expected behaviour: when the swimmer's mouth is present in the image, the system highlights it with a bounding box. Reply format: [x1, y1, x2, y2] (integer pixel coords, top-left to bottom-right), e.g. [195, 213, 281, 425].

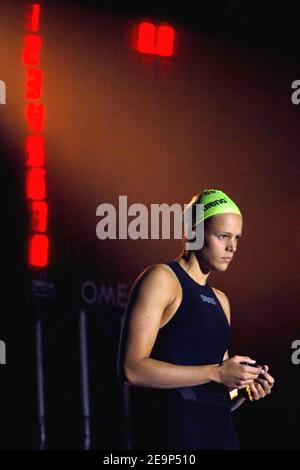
[222, 257, 232, 261]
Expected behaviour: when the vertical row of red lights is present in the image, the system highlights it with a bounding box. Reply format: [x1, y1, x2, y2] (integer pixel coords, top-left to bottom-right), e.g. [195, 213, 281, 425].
[22, 12, 173, 269]
[23, 3, 49, 268]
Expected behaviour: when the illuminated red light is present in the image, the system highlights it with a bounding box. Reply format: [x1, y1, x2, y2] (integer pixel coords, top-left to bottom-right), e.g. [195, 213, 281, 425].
[25, 135, 45, 167]
[25, 4, 41, 32]
[156, 25, 174, 57]
[29, 234, 49, 267]
[137, 22, 156, 54]
[25, 102, 45, 132]
[26, 168, 46, 200]
[25, 69, 43, 100]
[23, 34, 42, 66]
[137, 22, 175, 56]
[31, 201, 48, 232]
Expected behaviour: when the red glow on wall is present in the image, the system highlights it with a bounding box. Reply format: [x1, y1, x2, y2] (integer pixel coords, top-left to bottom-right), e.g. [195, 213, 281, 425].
[26, 168, 46, 200]
[28, 234, 49, 267]
[31, 201, 48, 232]
[25, 135, 45, 167]
[23, 34, 42, 66]
[136, 22, 175, 56]
[25, 69, 43, 100]
[156, 25, 174, 57]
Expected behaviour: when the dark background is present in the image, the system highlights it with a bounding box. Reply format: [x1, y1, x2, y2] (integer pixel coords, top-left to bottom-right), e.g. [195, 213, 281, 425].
[0, 0, 300, 450]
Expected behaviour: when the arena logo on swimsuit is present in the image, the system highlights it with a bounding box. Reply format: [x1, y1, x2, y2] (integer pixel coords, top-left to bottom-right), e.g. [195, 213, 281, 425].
[201, 294, 217, 305]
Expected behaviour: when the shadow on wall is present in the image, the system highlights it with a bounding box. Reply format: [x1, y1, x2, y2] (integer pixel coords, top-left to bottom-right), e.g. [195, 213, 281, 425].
[0, 130, 38, 449]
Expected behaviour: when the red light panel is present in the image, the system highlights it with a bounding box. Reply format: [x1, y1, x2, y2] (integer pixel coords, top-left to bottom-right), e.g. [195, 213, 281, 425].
[25, 102, 45, 132]
[137, 22, 156, 54]
[25, 135, 45, 167]
[31, 201, 48, 232]
[23, 34, 42, 66]
[26, 168, 46, 200]
[28, 234, 49, 267]
[25, 69, 43, 100]
[25, 4, 41, 32]
[156, 25, 174, 57]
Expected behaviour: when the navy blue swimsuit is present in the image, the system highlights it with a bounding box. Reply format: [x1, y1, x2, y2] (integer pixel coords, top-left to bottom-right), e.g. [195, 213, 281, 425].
[129, 261, 240, 449]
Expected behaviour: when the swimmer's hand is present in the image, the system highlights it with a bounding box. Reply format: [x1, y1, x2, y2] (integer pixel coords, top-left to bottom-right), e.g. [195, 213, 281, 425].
[248, 365, 275, 400]
[215, 355, 262, 389]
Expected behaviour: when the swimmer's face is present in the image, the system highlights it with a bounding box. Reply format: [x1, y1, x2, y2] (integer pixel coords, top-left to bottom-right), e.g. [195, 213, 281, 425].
[196, 213, 243, 272]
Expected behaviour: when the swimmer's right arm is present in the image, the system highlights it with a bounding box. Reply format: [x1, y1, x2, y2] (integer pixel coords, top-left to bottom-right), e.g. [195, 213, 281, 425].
[117, 265, 261, 389]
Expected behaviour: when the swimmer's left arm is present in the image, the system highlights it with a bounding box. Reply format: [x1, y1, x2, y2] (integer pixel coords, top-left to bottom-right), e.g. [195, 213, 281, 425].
[217, 290, 246, 412]
[218, 291, 275, 409]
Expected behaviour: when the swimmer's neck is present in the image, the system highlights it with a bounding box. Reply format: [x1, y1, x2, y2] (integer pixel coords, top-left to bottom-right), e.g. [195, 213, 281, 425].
[175, 250, 211, 286]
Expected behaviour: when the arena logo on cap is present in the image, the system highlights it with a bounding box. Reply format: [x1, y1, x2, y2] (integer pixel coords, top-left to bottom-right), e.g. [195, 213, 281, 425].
[204, 198, 228, 211]
[0, 80, 6, 104]
[95, 195, 204, 250]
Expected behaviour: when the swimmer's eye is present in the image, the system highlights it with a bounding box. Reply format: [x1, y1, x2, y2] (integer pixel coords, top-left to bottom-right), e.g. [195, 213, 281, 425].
[218, 234, 241, 240]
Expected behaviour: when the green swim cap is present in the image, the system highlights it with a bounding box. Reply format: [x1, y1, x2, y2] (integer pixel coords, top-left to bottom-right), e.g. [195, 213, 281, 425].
[187, 189, 242, 228]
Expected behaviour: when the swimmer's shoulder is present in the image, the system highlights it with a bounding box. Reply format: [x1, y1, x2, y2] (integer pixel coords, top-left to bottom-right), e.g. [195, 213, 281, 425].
[140, 263, 180, 286]
[211, 287, 231, 324]
[133, 263, 181, 298]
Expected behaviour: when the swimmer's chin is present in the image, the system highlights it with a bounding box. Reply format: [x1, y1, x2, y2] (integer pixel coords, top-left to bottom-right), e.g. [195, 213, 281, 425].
[210, 262, 231, 273]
